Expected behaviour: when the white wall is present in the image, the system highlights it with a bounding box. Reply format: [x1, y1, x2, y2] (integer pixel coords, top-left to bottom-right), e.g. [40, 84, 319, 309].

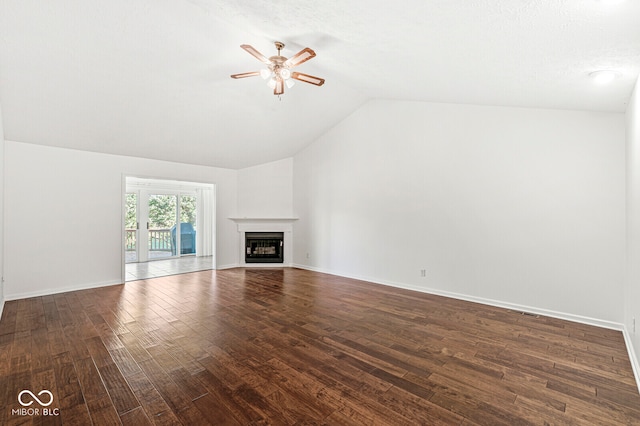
[0, 103, 4, 319]
[625, 75, 640, 382]
[293, 100, 626, 326]
[3, 141, 238, 299]
[237, 157, 294, 218]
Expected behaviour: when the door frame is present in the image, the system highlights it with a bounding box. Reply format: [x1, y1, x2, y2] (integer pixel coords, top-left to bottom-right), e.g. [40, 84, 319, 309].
[121, 175, 217, 282]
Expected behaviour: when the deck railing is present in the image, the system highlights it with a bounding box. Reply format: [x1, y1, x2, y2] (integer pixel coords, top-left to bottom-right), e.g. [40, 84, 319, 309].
[125, 229, 173, 252]
[149, 229, 173, 251]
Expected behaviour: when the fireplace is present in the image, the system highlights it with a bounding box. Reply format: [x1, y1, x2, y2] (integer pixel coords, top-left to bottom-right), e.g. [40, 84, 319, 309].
[230, 218, 296, 267]
[245, 232, 284, 263]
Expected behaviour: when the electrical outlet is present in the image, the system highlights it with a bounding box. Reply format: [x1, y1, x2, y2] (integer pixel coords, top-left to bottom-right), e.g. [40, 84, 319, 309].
[306, 253, 310, 259]
[420, 269, 426, 278]
[634, 317, 636, 334]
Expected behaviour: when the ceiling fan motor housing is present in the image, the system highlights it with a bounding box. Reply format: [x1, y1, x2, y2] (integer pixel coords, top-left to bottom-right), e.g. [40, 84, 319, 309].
[269, 55, 288, 79]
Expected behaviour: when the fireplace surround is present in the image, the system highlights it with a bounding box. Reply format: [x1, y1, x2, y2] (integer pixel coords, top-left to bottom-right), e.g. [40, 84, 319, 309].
[230, 218, 297, 267]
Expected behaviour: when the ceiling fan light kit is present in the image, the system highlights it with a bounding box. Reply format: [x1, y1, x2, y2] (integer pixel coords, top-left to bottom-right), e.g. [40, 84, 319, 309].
[231, 41, 325, 96]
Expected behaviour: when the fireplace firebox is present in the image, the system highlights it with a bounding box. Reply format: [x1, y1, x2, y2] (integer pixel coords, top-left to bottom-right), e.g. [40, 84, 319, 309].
[245, 232, 284, 263]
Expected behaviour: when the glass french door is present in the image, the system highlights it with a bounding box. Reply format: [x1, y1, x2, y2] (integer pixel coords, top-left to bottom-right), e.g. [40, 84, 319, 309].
[179, 195, 197, 255]
[125, 193, 138, 263]
[125, 190, 197, 263]
[147, 194, 178, 260]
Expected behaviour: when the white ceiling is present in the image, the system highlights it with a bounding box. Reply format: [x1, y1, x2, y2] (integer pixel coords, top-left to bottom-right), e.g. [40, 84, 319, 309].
[0, 0, 639, 169]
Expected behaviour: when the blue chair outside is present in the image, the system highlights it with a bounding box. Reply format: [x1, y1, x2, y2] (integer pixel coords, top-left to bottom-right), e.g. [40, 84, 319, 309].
[171, 223, 196, 255]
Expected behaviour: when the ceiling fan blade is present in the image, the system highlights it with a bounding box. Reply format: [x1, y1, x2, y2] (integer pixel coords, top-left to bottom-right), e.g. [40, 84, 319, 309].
[284, 48, 316, 68]
[274, 78, 284, 95]
[291, 72, 325, 86]
[230, 71, 260, 79]
[240, 44, 271, 64]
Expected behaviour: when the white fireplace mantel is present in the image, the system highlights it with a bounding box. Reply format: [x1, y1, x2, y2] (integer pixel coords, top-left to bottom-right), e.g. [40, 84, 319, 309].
[229, 218, 298, 267]
[229, 217, 299, 223]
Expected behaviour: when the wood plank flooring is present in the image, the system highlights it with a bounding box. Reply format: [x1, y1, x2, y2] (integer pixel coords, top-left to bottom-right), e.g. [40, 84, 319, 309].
[1, 267, 639, 425]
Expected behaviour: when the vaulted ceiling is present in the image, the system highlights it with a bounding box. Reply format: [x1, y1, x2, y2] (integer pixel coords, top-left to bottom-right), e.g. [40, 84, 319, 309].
[0, 0, 638, 169]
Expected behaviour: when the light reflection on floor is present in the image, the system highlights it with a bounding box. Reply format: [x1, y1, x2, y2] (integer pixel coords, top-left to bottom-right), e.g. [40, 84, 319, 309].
[125, 256, 214, 281]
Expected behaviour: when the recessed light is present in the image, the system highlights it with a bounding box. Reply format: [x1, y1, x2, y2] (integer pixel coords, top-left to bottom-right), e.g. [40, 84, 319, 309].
[589, 70, 620, 85]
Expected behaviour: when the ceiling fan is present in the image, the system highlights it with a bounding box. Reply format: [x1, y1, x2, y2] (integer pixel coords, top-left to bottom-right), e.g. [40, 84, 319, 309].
[231, 41, 325, 96]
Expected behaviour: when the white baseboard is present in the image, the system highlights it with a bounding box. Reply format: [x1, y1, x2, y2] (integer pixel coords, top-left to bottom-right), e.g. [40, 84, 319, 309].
[216, 263, 239, 270]
[291, 264, 624, 331]
[398, 282, 622, 331]
[622, 327, 640, 394]
[5, 279, 123, 301]
[0, 296, 4, 321]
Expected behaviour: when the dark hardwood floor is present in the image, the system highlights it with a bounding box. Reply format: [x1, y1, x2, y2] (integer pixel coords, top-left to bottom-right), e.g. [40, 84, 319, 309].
[0, 268, 639, 425]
